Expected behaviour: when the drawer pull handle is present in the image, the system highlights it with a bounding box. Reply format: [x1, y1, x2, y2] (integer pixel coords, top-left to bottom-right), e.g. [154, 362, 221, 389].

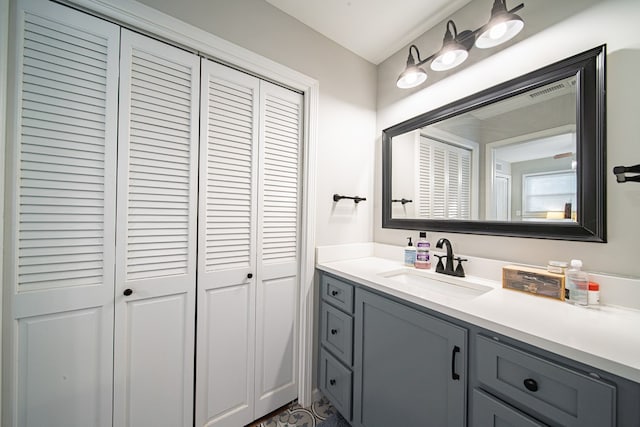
[331, 290, 339, 296]
[524, 378, 538, 392]
[451, 345, 460, 380]
[331, 329, 338, 335]
[329, 379, 336, 386]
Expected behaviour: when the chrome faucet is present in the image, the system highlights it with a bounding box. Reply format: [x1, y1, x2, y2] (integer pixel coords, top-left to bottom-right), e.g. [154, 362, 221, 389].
[435, 238, 466, 277]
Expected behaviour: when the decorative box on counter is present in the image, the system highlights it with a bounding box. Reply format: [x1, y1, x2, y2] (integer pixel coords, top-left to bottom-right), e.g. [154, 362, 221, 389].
[502, 265, 565, 300]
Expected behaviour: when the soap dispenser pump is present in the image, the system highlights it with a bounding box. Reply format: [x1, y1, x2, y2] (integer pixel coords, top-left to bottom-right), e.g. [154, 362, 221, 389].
[404, 237, 417, 267]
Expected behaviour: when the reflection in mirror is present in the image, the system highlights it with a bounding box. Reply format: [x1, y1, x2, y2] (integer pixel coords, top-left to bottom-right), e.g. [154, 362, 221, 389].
[392, 76, 577, 223]
[383, 46, 606, 241]
[489, 124, 577, 223]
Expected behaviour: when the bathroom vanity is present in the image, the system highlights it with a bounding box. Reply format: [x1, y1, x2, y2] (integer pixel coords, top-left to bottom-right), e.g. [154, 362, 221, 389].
[316, 245, 640, 427]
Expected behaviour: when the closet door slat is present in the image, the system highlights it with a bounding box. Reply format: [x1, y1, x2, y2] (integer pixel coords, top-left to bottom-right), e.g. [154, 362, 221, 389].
[261, 92, 302, 264]
[15, 5, 118, 294]
[124, 48, 193, 279]
[204, 79, 255, 271]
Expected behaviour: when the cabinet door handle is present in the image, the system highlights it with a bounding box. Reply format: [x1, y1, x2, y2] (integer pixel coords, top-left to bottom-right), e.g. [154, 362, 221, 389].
[329, 379, 336, 386]
[524, 378, 538, 392]
[331, 290, 339, 296]
[123, 288, 133, 296]
[451, 345, 460, 380]
[330, 328, 338, 335]
[247, 273, 253, 279]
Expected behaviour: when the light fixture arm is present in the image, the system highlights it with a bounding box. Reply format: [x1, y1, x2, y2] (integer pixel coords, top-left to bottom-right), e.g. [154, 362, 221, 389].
[492, 0, 524, 16]
[408, 44, 437, 68]
[444, 20, 458, 42]
[509, 3, 524, 14]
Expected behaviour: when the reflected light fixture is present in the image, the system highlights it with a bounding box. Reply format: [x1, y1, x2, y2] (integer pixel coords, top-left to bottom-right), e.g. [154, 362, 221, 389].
[397, 0, 525, 89]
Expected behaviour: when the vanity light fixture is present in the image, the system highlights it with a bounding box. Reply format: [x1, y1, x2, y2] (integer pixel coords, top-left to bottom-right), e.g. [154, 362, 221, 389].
[430, 21, 471, 72]
[396, 0, 525, 89]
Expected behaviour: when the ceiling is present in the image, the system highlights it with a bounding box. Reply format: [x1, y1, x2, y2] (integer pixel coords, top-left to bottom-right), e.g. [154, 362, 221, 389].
[265, 0, 473, 65]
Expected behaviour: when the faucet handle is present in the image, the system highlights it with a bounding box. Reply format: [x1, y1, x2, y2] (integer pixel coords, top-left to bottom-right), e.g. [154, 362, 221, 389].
[454, 257, 467, 277]
[434, 254, 446, 273]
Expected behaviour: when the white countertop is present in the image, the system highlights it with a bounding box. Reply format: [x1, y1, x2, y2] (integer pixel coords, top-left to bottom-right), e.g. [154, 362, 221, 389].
[316, 244, 640, 384]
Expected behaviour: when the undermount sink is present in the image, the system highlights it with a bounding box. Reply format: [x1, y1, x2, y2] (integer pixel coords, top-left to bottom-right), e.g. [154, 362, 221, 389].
[378, 268, 493, 299]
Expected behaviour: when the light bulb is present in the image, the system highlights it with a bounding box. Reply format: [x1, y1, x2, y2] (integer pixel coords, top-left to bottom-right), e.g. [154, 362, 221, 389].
[489, 22, 507, 40]
[406, 72, 419, 84]
[441, 51, 456, 65]
[397, 66, 427, 89]
[475, 14, 524, 49]
[430, 48, 468, 71]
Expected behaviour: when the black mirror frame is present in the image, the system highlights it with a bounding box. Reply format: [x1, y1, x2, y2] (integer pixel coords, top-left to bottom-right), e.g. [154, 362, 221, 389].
[382, 45, 606, 242]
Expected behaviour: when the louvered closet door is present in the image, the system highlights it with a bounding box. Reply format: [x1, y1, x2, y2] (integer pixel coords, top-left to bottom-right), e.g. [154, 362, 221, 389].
[4, 0, 119, 425]
[419, 136, 471, 220]
[114, 30, 199, 427]
[196, 59, 260, 427]
[254, 81, 303, 417]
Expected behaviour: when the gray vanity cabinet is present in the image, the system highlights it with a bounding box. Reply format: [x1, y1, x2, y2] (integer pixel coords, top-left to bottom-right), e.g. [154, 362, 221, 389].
[317, 270, 640, 427]
[319, 274, 356, 421]
[472, 335, 617, 427]
[352, 288, 467, 427]
[472, 389, 546, 427]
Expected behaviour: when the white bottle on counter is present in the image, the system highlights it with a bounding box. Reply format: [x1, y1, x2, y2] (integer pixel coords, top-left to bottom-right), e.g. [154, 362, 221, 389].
[588, 282, 600, 307]
[404, 237, 417, 267]
[565, 259, 588, 306]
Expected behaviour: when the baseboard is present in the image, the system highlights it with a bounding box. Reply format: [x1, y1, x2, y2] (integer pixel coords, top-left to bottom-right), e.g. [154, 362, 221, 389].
[311, 387, 323, 403]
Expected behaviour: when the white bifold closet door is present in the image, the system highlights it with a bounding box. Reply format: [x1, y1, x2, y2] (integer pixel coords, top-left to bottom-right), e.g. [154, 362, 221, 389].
[4, 0, 120, 426]
[196, 59, 303, 427]
[113, 30, 199, 427]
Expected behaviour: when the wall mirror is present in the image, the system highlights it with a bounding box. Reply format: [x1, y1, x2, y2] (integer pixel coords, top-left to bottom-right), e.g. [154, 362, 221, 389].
[383, 45, 606, 241]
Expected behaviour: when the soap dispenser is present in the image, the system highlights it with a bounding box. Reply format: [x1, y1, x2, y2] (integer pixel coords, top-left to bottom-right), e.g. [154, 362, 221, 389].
[404, 237, 417, 267]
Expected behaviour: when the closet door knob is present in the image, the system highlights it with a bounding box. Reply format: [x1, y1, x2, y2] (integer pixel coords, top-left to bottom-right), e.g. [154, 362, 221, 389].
[331, 329, 338, 335]
[247, 273, 253, 279]
[123, 288, 133, 296]
[329, 379, 336, 386]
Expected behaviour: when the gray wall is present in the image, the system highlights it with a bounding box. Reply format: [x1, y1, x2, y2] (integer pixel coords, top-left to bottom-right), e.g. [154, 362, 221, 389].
[137, 0, 379, 246]
[375, 0, 640, 277]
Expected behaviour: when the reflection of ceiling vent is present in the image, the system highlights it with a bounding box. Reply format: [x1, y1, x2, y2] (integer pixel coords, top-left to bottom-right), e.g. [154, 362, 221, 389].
[470, 76, 576, 120]
[529, 82, 566, 99]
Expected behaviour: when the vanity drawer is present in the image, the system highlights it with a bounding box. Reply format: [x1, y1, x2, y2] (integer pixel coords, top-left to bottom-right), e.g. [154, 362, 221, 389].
[472, 389, 546, 427]
[320, 348, 352, 421]
[476, 335, 616, 427]
[320, 303, 353, 365]
[321, 274, 354, 313]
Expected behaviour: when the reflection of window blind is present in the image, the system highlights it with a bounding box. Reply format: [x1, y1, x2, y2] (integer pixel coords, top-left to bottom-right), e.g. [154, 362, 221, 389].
[523, 170, 576, 216]
[418, 137, 471, 219]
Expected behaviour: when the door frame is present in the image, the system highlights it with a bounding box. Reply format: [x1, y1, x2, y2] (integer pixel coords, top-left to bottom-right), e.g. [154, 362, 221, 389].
[62, 0, 319, 407]
[0, 0, 8, 421]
